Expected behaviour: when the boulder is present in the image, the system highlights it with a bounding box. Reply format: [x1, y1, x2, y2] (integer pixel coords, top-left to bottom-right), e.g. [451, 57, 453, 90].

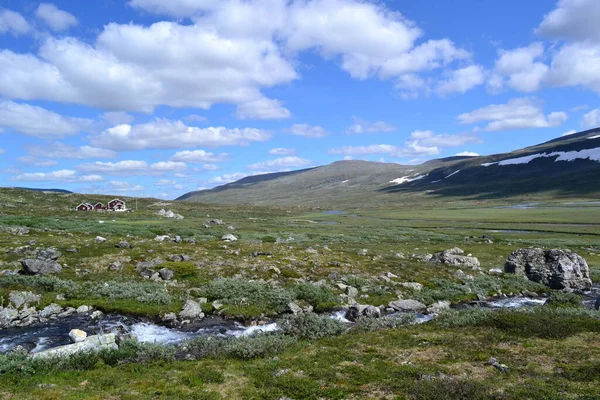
[20, 259, 62, 275]
[69, 329, 87, 343]
[504, 248, 592, 291]
[32, 334, 118, 359]
[76, 305, 90, 313]
[159, 268, 174, 280]
[345, 304, 381, 321]
[287, 302, 303, 315]
[0, 307, 18, 327]
[109, 262, 123, 271]
[116, 240, 131, 249]
[95, 236, 107, 243]
[430, 247, 480, 269]
[426, 300, 451, 314]
[221, 234, 238, 242]
[357, 249, 368, 256]
[345, 286, 359, 298]
[37, 248, 61, 261]
[9, 291, 40, 309]
[179, 300, 204, 320]
[398, 282, 424, 291]
[388, 299, 427, 312]
[39, 303, 63, 318]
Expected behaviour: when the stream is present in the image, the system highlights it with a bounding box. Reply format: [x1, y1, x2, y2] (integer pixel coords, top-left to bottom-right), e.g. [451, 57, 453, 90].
[3, 293, 586, 355]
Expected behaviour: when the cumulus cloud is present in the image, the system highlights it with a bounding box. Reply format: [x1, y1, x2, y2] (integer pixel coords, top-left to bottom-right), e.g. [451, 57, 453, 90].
[77, 160, 187, 175]
[0, 148, 5, 155]
[581, 108, 600, 129]
[14, 169, 103, 182]
[109, 180, 145, 192]
[36, 3, 78, 31]
[544, 42, 600, 93]
[202, 164, 221, 171]
[436, 65, 485, 95]
[536, 0, 600, 43]
[455, 151, 479, 157]
[269, 148, 296, 155]
[208, 172, 250, 185]
[0, 9, 31, 36]
[236, 98, 291, 120]
[247, 156, 312, 171]
[0, 100, 91, 138]
[488, 43, 548, 93]
[408, 130, 482, 147]
[91, 119, 271, 150]
[346, 118, 396, 134]
[26, 143, 117, 159]
[562, 129, 577, 136]
[170, 150, 229, 163]
[286, 124, 328, 138]
[457, 98, 568, 132]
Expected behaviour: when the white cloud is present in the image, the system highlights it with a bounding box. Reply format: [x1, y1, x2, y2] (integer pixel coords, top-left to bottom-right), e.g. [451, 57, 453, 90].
[14, 169, 103, 182]
[91, 119, 271, 150]
[0, 9, 31, 36]
[17, 156, 59, 167]
[247, 156, 312, 171]
[581, 108, 600, 129]
[109, 180, 145, 192]
[185, 114, 207, 122]
[489, 43, 548, 93]
[202, 164, 221, 171]
[286, 124, 328, 138]
[0, 148, 5, 155]
[562, 130, 577, 136]
[329, 144, 439, 158]
[236, 98, 291, 120]
[26, 143, 117, 159]
[170, 150, 229, 163]
[155, 179, 176, 186]
[128, 0, 219, 17]
[346, 118, 396, 134]
[0, 100, 90, 138]
[456, 151, 479, 157]
[209, 172, 249, 185]
[457, 98, 568, 132]
[536, 0, 600, 43]
[102, 111, 134, 126]
[436, 65, 485, 95]
[269, 148, 296, 156]
[36, 3, 78, 32]
[408, 130, 481, 147]
[77, 160, 187, 175]
[545, 42, 600, 93]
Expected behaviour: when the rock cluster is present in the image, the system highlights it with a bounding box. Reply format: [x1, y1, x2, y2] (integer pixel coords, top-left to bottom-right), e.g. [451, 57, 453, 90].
[32, 333, 118, 359]
[20, 247, 63, 275]
[429, 247, 481, 269]
[135, 259, 175, 281]
[504, 248, 592, 291]
[157, 209, 184, 219]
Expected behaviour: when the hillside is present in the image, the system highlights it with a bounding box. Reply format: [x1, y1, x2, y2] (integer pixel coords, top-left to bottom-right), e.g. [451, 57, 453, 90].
[177, 127, 600, 206]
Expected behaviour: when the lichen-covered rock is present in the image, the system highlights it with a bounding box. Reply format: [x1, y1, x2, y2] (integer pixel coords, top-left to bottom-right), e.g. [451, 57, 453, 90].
[159, 268, 174, 280]
[39, 303, 63, 318]
[69, 329, 87, 343]
[504, 248, 592, 291]
[9, 291, 40, 309]
[32, 334, 118, 359]
[20, 259, 62, 275]
[37, 248, 61, 261]
[430, 247, 480, 269]
[388, 299, 427, 312]
[221, 234, 238, 242]
[179, 300, 204, 320]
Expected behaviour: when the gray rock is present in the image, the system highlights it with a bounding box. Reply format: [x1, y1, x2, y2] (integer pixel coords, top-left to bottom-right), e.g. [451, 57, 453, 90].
[174, 235, 182, 243]
[39, 303, 63, 318]
[32, 334, 118, 359]
[212, 300, 223, 311]
[209, 219, 225, 225]
[109, 262, 123, 271]
[91, 310, 104, 319]
[504, 248, 592, 291]
[0, 307, 18, 326]
[8, 245, 36, 257]
[345, 304, 381, 321]
[20, 259, 62, 275]
[37, 248, 61, 261]
[454, 269, 474, 282]
[162, 312, 177, 323]
[95, 236, 107, 243]
[159, 268, 174, 280]
[388, 299, 427, 312]
[76, 305, 90, 314]
[9, 291, 40, 309]
[488, 268, 503, 275]
[430, 247, 480, 269]
[426, 300, 451, 314]
[69, 329, 87, 343]
[363, 305, 381, 318]
[116, 240, 131, 249]
[487, 357, 509, 373]
[221, 234, 238, 242]
[346, 286, 359, 298]
[169, 255, 184, 262]
[398, 282, 424, 291]
[287, 302, 303, 315]
[179, 300, 204, 320]
[357, 249, 368, 256]
[154, 235, 171, 242]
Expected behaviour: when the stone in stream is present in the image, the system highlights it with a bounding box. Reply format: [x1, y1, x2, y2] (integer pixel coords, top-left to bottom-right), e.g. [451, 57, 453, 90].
[39, 304, 63, 318]
[504, 248, 592, 291]
[20, 259, 62, 275]
[69, 329, 87, 343]
[426, 300, 451, 314]
[32, 334, 118, 359]
[179, 300, 204, 320]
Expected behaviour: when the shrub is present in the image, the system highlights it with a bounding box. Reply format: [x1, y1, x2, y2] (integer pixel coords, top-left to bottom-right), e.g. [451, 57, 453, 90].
[544, 291, 583, 308]
[292, 283, 340, 311]
[408, 377, 497, 400]
[184, 334, 297, 360]
[343, 275, 369, 290]
[74, 280, 173, 305]
[261, 235, 277, 243]
[0, 275, 77, 293]
[279, 313, 347, 340]
[353, 315, 416, 332]
[203, 278, 293, 313]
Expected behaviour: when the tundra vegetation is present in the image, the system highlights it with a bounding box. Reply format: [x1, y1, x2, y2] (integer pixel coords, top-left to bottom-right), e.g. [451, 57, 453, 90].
[0, 188, 600, 399]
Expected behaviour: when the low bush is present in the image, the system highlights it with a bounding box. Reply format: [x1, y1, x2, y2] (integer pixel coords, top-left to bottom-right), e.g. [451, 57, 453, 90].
[292, 283, 341, 311]
[72, 280, 172, 305]
[0, 275, 77, 293]
[184, 334, 297, 360]
[202, 278, 293, 313]
[279, 313, 347, 340]
[408, 377, 498, 400]
[544, 291, 583, 308]
[353, 315, 416, 332]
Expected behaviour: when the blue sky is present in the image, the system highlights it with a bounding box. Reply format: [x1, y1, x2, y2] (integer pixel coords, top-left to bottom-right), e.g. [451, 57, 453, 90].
[0, 0, 598, 199]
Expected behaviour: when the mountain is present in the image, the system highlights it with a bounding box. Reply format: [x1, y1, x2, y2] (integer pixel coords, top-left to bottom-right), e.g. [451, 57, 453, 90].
[9, 187, 73, 194]
[177, 127, 600, 206]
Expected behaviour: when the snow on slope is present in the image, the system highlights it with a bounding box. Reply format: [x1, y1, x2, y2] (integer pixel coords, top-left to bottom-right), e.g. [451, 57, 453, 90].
[482, 148, 600, 167]
[389, 175, 427, 184]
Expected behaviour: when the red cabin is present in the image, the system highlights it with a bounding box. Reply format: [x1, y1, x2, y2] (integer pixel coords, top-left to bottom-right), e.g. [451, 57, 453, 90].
[94, 202, 106, 211]
[108, 198, 126, 211]
[76, 203, 93, 211]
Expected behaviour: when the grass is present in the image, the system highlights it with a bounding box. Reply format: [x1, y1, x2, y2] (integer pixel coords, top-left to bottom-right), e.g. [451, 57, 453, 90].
[1, 188, 600, 398]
